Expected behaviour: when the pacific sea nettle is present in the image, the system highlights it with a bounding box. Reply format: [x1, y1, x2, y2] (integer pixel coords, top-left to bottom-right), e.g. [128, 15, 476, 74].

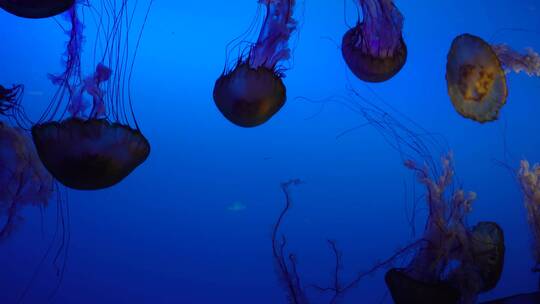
[31, 2, 150, 190]
[0, 0, 74, 18]
[342, 0, 407, 82]
[446, 33, 540, 123]
[213, 0, 297, 127]
[386, 155, 505, 304]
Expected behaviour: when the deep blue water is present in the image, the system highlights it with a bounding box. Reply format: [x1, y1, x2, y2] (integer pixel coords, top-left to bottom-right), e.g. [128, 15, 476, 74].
[0, 0, 539, 303]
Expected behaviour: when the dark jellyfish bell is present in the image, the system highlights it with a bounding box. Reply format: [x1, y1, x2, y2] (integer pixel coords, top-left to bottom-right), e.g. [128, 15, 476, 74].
[341, 26, 407, 83]
[446, 34, 508, 123]
[0, 0, 75, 19]
[385, 268, 461, 304]
[213, 63, 286, 128]
[470, 221, 505, 292]
[31, 118, 150, 190]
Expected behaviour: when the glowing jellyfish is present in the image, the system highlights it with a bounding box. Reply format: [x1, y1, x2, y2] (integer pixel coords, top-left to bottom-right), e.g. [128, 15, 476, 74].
[0, 0, 74, 18]
[31, 2, 150, 190]
[446, 34, 540, 123]
[386, 154, 504, 304]
[342, 0, 407, 83]
[213, 0, 297, 127]
[0, 122, 54, 240]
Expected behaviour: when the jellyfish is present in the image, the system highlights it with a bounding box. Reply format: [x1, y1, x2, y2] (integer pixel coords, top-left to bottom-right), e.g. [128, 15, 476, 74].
[341, 0, 407, 83]
[213, 0, 297, 127]
[0, 122, 54, 240]
[386, 154, 505, 304]
[0, 0, 74, 18]
[31, 2, 151, 190]
[446, 34, 540, 123]
[518, 160, 540, 284]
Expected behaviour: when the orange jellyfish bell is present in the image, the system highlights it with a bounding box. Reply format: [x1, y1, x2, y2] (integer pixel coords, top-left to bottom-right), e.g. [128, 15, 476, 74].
[0, 0, 74, 19]
[446, 34, 508, 123]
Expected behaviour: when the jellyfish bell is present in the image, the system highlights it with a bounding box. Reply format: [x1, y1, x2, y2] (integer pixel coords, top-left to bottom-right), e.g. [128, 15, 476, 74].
[32, 118, 150, 190]
[446, 34, 508, 123]
[32, 2, 151, 190]
[469, 221, 505, 292]
[0, 0, 74, 19]
[342, 28, 407, 83]
[213, 0, 297, 128]
[213, 63, 286, 127]
[385, 268, 460, 304]
[341, 0, 407, 83]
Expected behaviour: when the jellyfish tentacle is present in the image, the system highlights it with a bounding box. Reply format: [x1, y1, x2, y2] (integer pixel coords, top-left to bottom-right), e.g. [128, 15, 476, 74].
[357, 0, 404, 58]
[271, 179, 308, 304]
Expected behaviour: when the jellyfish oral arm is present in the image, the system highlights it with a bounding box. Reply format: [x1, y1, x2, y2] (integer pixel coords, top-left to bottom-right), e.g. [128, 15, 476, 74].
[249, 0, 297, 70]
[356, 0, 404, 57]
[404, 155, 476, 282]
[86, 64, 112, 118]
[492, 44, 540, 77]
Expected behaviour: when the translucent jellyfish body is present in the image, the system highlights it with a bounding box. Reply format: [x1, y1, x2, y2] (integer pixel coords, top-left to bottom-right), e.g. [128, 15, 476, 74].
[0, 122, 53, 240]
[446, 34, 508, 123]
[446, 34, 540, 123]
[213, 0, 297, 127]
[0, 0, 74, 18]
[32, 3, 150, 190]
[342, 0, 407, 82]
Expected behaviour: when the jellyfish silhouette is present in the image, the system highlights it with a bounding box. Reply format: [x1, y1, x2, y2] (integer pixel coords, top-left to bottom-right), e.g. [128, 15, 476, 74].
[342, 0, 407, 83]
[31, 2, 151, 190]
[386, 154, 505, 304]
[213, 0, 297, 127]
[0, 122, 54, 240]
[446, 34, 540, 123]
[0, 0, 74, 18]
[518, 160, 540, 285]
